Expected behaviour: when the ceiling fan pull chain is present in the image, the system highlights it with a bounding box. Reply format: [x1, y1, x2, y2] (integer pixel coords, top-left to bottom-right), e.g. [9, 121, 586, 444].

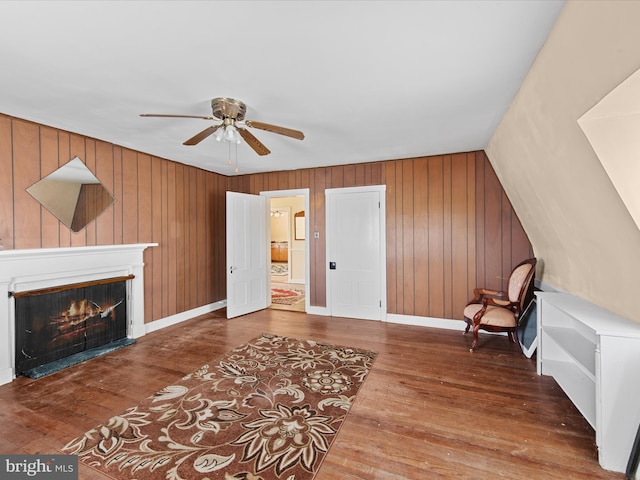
[235, 142, 239, 173]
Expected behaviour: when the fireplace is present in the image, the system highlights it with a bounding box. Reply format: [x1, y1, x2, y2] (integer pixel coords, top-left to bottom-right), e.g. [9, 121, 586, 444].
[14, 277, 129, 375]
[0, 244, 156, 385]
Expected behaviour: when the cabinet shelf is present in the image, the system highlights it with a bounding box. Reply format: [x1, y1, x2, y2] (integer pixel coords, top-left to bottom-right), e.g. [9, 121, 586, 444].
[536, 292, 640, 473]
[542, 359, 595, 428]
[543, 325, 596, 377]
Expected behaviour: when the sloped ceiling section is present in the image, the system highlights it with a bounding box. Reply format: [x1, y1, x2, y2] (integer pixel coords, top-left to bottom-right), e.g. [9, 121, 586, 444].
[486, 0, 640, 323]
[578, 67, 640, 232]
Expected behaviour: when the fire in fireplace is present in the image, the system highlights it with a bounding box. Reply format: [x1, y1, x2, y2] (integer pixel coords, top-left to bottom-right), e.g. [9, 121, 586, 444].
[14, 278, 129, 375]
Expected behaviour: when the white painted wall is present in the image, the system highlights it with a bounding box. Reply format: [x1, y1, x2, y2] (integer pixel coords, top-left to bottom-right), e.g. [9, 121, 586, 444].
[486, 0, 640, 323]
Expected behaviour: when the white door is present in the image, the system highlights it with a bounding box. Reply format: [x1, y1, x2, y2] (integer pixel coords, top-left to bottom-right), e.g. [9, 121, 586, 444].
[226, 191, 269, 318]
[326, 186, 386, 320]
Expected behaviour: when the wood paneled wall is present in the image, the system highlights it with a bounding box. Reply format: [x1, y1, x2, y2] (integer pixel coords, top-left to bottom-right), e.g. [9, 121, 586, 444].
[231, 151, 533, 320]
[0, 115, 227, 324]
[1, 113, 531, 324]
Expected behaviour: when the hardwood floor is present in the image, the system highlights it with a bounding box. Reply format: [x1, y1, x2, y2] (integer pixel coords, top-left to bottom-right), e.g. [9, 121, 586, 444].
[0, 309, 622, 479]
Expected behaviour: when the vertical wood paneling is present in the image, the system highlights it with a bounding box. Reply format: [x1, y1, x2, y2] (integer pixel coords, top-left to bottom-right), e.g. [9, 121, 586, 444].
[296, 169, 310, 190]
[161, 160, 170, 318]
[267, 172, 278, 191]
[371, 162, 382, 185]
[122, 149, 138, 244]
[428, 156, 445, 318]
[95, 140, 115, 246]
[137, 154, 153, 243]
[197, 170, 207, 306]
[84, 139, 97, 246]
[473, 152, 532, 298]
[2, 113, 531, 324]
[40, 126, 61, 248]
[442, 155, 453, 319]
[151, 157, 163, 322]
[12, 120, 41, 249]
[137, 154, 153, 323]
[175, 164, 186, 313]
[234, 154, 530, 319]
[355, 164, 365, 186]
[384, 161, 397, 314]
[413, 158, 428, 317]
[215, 174, 227, 300]
[189, 168, 198, 309]
[466, 153, 477, 308]
[204, 173, 213, 305]
[0, 115, 14, 250]
[329, 166, 342, 189]
[482, 156, 503, 290]
[451, 154, 470, 318]
[475, 155, 486, 290]
[512, 214, 534, 264]
[167, 161, 177, 316]
[394, 161, 404, 313]
[402, 159, 415, 315]
[113, 147, 123, 245]
[344, 165, 356, 187]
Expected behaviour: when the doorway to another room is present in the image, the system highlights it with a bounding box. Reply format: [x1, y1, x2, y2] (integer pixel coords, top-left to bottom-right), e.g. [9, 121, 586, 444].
[269, 195, 306, 312]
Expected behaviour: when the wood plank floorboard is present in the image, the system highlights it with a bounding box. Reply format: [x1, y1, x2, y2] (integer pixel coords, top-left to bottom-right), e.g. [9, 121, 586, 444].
[0, 308, 623, 479]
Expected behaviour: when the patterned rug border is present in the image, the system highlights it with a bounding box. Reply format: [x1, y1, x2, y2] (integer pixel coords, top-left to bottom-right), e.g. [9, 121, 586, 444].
[62, 333, 378, 480]
[271, 285, 305, 305]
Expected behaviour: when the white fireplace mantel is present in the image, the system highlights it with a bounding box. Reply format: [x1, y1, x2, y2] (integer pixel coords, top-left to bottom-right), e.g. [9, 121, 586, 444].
[0, 243, 157, 385]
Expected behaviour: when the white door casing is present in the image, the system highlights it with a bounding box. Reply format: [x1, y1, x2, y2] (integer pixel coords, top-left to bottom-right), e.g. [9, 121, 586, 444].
[326, 186, 386, 321]
[226, 191, 269, 318]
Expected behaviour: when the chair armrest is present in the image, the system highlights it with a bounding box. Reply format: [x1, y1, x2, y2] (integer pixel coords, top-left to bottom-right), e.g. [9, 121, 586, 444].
[470, 288, 508, 304]
[482, 296, 513, 308]
[474, 288, 507, 298]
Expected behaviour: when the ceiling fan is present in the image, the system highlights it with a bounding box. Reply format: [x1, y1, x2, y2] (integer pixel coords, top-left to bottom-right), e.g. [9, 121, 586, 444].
[140, 97, 304, 156]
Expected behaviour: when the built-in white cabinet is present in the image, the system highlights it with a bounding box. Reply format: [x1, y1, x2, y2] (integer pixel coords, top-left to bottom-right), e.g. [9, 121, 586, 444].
[536, 292, 640, 472]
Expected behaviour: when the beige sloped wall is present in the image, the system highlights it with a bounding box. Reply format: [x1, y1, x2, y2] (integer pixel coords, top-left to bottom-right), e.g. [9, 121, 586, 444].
[486, 0, 640, 323]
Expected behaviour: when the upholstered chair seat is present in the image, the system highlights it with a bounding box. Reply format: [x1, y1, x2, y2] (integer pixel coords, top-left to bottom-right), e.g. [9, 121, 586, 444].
[463, 304, 517, 328]
[463, 258, 537, 352]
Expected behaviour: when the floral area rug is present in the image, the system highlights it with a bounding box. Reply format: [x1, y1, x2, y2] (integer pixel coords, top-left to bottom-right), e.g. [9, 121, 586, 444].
[271, 284, 304, 306]
[62, 334, 377, 480]
[271, 263, 288, 276]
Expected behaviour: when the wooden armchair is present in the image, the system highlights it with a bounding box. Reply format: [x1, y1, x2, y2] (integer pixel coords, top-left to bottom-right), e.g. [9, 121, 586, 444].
[463, 258, 537, 352]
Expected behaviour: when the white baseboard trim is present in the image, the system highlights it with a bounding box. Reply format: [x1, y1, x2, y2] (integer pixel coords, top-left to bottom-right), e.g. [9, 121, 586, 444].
[144, 300, 227, 335]
[386, 313, 509, 337]
[0, 368, 13, 386]
[386, 313, 467, 331]
[306, 305, 330, 316]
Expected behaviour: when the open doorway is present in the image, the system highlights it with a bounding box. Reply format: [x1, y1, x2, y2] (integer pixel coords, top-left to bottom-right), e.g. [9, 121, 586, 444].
[269, 195, 306, 312]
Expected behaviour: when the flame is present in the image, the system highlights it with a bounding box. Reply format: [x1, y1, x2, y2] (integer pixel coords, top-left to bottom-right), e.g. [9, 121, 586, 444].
[64, 299, 98, 319]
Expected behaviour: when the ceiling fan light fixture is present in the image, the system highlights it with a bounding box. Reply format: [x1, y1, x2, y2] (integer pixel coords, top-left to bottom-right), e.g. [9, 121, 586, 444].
[141, 96, 303, 162]
[224, 124, 237, 142]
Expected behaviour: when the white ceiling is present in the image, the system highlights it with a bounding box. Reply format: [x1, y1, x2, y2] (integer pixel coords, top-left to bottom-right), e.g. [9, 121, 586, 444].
[0, 1, 565, 176]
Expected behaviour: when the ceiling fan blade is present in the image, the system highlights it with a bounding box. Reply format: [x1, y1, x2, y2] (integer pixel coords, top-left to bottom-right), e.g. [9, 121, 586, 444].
[245, 120, 305, 140]
[183, 125, 221, 146]
[238, 128, 271, 156]
[140, 113, 215, 120]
